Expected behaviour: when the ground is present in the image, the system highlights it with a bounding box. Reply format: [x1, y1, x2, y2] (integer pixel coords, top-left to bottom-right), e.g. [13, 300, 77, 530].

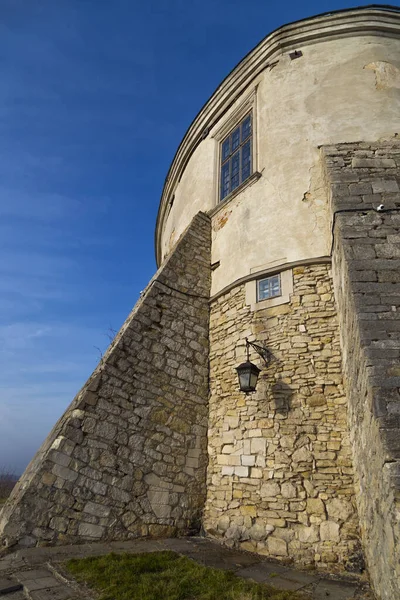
[0, 537, 373, 600]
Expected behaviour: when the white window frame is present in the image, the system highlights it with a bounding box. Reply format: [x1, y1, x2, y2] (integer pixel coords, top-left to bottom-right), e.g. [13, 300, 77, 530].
[212, 88, 259, 208]
[245, 269, 293, 311]
[257, 273, 282, 302]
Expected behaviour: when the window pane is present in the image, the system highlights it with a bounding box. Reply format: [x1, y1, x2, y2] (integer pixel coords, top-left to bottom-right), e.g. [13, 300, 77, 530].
[221, 162, 230, 200]
[241, 140, 251, 182]
[242, 115, 251, 141]
[270, 275, 281, 297]
[232, 127, 240, 152]
[258, 275, 281, 301]
[219, 112, 253, 202]
[222, 137, 230, 162]
[231, 152, 240, 191]
[258, 279, 270, 300]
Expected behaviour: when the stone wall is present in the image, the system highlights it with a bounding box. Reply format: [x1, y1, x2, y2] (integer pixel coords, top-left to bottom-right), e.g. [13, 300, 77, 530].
[0, 212, 211, 549]
[322, 141, 400, 600]
[204, 264, 362, 572]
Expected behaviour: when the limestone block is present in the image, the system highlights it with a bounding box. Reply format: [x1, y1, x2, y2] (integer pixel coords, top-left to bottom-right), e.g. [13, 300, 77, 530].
[325, 498, 353, 523]
[51, 464, 78, 483]
[41, 472, 56, 486]
[292, 447, 313, 463]
[281, 482, 297, 498]
[265, 524, 275, 535]
[260, 482, 280, 498]
[225, 525, 241, 541]
[49, 517, 69, 533]
[234, 466, 249, 477]
[217, 515, 230, 532]
[306, 498, 326, 515]
[152, 504, 172, 519]
[241, 505, 257, 518]
[240, 541, 257, 552]
[250, 468, 263, 478]
[307, 395, 326, 407]
[221, 466, 234, 476]
[83, 502, 111, 518]
[78, 522, 105, 538]
[320, 521, 340, 541]
[268, 536, 288, 556]
[298, 525, 320, 543]
[241, 455, 256, 466]
[251, 438, 266, 455]
[249, 523, 267, 541]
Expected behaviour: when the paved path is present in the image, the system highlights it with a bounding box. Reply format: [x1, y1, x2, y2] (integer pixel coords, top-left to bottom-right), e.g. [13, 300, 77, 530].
[0, 537, 373, 600]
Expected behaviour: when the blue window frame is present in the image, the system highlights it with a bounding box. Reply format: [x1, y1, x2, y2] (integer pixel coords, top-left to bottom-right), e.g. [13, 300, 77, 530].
[220, 113, 252, 201]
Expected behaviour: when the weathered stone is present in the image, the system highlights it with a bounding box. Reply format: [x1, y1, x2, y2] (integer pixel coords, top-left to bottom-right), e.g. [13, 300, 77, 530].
[78, 523, 105, 538]
[325, 142, 400, 600]
[217, 515, 230, 532]
[225, 526, 242, 541]
[320, 520, 340, 541]
[298, 525, 320, 543]
[306, 498, 325, 515]
[281, 482, 297, 498]
[326, 498, 353, 522]
[292, 447, 313, 463]
[51, 465, 78, 483]
[260, 482, 280, 498]
[249, 523, 267, 541]
[268, 536, 288, 556]
[204, 261, 360, 571]
[83, 502, 111, 518]
[307, 394, 326, 407]
[0, 213, 211, 548]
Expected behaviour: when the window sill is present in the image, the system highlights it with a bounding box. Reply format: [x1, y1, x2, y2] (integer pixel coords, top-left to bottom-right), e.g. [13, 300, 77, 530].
[208, 171, 262, 218]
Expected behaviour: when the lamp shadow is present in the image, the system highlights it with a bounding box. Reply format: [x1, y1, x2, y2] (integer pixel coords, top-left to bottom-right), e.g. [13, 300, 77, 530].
[269, 377, 294, 414]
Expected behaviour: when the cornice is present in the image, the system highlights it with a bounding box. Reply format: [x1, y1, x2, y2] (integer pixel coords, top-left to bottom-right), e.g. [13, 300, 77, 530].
[155, 5, 400, 266]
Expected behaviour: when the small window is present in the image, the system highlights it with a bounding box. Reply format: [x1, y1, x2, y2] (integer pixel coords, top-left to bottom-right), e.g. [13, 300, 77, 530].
[220, 113, 252, 201]
[257, 274, 281, 301]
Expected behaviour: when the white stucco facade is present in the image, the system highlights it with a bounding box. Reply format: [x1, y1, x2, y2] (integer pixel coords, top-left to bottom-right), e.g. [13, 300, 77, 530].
[155, 6, 400, 296]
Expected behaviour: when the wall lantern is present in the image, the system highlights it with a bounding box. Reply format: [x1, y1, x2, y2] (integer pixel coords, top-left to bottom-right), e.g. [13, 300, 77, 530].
[236, 338, 269, 393]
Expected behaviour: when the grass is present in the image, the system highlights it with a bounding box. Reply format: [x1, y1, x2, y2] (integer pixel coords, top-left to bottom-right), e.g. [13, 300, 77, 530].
[66, 551, 305, 600]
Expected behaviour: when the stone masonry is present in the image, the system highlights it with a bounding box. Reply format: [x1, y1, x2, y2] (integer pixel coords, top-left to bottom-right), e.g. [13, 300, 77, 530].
[204, 264, 362, 572]
[0, 212, 211, 549]
[322, 141, 400, 600]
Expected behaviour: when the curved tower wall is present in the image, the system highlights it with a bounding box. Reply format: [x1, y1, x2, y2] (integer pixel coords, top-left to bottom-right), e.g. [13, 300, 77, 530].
[157, 11, 400, 296]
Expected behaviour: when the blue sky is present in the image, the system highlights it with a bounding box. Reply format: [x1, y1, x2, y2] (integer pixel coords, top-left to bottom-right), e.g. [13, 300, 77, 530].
[1, 0, 397, 474]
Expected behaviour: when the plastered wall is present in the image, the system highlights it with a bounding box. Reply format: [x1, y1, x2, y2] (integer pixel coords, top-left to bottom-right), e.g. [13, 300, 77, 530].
[160, 30, 400, 296]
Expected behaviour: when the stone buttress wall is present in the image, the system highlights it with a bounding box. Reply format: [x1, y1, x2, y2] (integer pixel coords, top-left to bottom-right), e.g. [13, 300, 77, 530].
[204, 264, 362, 572]
[0, 212, 211, 548]
[322, 141, 400, 600]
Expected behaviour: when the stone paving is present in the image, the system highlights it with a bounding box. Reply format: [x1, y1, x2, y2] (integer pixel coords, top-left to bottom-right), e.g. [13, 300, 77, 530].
[0, 537, 373, 599]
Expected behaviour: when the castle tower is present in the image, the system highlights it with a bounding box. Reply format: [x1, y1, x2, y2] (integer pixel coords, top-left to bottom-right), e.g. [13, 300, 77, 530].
[1, 6, 400, 600]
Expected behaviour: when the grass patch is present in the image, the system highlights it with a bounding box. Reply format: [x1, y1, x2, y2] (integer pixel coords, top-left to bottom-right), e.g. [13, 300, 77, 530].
[66, 550, 305, 600]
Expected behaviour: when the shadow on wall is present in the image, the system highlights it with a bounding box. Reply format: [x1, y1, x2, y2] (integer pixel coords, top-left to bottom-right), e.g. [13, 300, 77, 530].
[270, 378, 294, 414]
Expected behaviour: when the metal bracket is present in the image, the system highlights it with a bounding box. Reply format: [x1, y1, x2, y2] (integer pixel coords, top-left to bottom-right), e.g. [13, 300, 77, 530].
[245, 337, 269, 366]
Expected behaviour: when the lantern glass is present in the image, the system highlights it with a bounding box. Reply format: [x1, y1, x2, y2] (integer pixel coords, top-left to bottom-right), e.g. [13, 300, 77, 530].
[236, 361, 261, 393]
